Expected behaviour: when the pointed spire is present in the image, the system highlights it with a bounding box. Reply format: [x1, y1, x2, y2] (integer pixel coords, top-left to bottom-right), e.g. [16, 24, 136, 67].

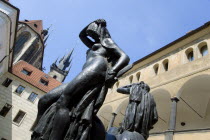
[67, 64, 72, 74]
[57, 49, 74, 71]
[44, 34, 50, 45]
[64, 48, 74, 63]
[59, 55, 65, 63]
[54, 57, 59, 65]
[47, 24, 52, 31]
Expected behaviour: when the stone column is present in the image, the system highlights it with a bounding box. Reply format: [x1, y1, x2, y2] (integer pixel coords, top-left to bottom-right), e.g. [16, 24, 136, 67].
[107, 112, 117, 131]
[165, 97, 179, 140]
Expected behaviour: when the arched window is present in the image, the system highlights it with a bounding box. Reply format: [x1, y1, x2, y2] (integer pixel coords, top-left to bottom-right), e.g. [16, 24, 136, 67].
[20, 40, 40, 64]
[198, 42, 208, 57]
[129, 75, 133, 84]
[14, 32, 31, 57]
[200, 45, 208, 56]
[187, 52, 194, 61]
[136, 72, 141, 81]
[185, 48, 194, 62]
[163, 59, 169, 71]
[153, 64, 159, 75]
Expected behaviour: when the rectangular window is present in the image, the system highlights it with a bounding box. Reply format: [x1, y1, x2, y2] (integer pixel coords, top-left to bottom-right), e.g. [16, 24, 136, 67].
[21, 69, 31, 75]
[15, 85, 25, 95]
[2, 78, 12, 87]
[30, 121, 37, 131]
[28, 92, 38, 102]
[39, 79, 48, 86]
[0, 103, 12, 117]
[13, 110, 26, 124]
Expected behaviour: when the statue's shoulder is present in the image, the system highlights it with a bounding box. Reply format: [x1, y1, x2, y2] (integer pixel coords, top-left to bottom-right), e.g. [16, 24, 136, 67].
[101, 38, 116, 49]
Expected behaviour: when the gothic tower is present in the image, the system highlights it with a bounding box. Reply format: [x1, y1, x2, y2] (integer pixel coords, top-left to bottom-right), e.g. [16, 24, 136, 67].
[48, 49, 73, 82]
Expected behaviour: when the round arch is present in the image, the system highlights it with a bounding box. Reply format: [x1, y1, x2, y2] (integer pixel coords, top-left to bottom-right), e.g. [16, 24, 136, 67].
[176, 74, 210, 131]
[113, 98, 129, 128]
[97, 105, 113, 129]
[150, 88, 171, 133]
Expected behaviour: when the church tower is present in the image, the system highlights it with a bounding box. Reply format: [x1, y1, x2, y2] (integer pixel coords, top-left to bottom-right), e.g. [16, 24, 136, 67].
[48, 49, 73, 82]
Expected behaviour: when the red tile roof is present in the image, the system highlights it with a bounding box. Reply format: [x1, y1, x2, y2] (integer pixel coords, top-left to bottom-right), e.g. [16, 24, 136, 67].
[12, 61, 62, 93]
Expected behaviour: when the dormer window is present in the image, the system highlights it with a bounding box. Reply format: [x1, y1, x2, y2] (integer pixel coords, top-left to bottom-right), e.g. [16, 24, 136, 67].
[21, 68, 31, 75]
[40, 78, 48, 86]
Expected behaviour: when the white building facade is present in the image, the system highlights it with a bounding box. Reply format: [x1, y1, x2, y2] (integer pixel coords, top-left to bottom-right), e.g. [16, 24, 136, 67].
[0, 0, 19, 77]
[0, 61, 61, 140]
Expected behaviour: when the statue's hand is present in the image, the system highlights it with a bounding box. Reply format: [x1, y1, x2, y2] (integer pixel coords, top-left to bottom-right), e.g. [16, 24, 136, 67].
[94, 19, 106, 27]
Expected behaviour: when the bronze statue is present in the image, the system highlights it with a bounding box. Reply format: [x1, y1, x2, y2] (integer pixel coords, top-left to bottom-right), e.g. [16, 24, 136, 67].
[31, 19, 130, 140]
[108, 82, 158, 140]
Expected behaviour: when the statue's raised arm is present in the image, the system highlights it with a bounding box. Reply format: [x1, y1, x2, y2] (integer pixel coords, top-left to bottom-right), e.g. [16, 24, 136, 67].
[80, 19, 130, 87]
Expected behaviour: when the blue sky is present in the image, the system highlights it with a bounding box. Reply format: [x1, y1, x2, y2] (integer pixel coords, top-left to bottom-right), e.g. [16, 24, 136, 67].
[10, 0, 210, 82]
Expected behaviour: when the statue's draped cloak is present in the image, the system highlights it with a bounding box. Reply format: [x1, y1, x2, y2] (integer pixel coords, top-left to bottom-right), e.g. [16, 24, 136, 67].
[121, 84, 158, 139]
[32, 84, 108, 140]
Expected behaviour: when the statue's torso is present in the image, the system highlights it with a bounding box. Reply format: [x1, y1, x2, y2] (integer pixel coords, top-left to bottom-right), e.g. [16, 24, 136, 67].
[82, 43, 108, 72]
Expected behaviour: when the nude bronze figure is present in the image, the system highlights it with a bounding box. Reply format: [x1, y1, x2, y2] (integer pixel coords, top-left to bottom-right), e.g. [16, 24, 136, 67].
[31, 19, 130, 140]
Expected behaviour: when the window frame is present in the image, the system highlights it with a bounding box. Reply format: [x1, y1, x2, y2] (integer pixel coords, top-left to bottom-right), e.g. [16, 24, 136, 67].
[21, 69, 31, 76]
[2, 78, 12, 87]
[200, 45, 208, 57]
[153, 64, 159, 75]
[136, 72, 141, 81]
[28, 92, 38, 103]
[13, 110, 26, 126]
[14, 85, 25, 95]
[39, 78, 49, 86]
[129, 75, 133, 84]
[0, 103, 12, 118]
[185, 48, 194, 62]
[163, 59, 169, 72]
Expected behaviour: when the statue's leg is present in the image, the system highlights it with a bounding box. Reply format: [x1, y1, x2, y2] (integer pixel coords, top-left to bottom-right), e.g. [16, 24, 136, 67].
[50, 67, 106, 140]
[35, 83, 68, 126]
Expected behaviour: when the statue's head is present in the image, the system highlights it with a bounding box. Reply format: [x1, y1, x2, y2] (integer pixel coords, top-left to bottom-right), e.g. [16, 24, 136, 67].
[138, 81, 150, 92]
[144, 83, 150, 92]
[86, 19, 111, 42]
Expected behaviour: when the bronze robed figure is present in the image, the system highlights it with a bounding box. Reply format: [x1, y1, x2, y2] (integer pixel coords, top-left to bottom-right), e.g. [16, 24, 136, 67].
[31, 19, 130, 140]
[107, 82, 158, 140]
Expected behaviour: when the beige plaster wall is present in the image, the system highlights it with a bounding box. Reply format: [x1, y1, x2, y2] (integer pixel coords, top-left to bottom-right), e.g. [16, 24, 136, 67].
[98, 26, 210, 138]
[148, 135, 165, 140]
[174, 131, 210, 140]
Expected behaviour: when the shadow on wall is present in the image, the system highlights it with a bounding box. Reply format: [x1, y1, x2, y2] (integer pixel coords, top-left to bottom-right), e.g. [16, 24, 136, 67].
[176, 74, 210, 131]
